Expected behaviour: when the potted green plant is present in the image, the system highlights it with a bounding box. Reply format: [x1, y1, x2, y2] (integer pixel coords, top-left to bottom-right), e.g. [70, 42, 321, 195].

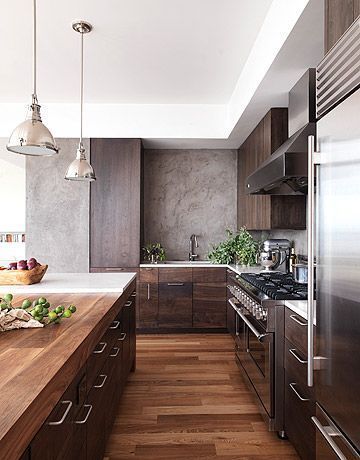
[142, 242, 166, 264]
[208, 228, 259, 266]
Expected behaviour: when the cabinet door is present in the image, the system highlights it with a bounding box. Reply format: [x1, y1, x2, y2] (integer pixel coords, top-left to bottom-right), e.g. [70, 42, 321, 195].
[139, 282, 158, 327]
[193, 283, 226, 328]
[90, 138, 142, 268]
[158, 283, 192, 328]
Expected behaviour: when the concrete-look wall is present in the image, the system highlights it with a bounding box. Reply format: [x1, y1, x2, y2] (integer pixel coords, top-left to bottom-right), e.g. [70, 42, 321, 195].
[143, 149, 237, 260]
[26, 138, 90, 273]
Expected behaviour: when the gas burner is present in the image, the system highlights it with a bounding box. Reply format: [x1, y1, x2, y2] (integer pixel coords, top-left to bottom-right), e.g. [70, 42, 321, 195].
[240, 272, 308, 301]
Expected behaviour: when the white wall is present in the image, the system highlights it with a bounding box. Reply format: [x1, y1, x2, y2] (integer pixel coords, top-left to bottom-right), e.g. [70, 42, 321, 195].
[0, 138, 26, 264]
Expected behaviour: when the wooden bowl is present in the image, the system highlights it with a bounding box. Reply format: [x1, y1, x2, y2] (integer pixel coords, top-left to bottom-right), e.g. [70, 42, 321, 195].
[0, 264, 48, 285]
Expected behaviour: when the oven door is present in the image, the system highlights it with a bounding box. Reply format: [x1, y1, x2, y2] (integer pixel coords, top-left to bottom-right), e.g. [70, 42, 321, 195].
[234, 305, 274, 418]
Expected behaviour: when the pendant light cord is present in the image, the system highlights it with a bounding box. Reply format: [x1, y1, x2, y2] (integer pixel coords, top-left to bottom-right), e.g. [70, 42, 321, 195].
[80, 30, 84, 145]
[32, 0, 37, 102]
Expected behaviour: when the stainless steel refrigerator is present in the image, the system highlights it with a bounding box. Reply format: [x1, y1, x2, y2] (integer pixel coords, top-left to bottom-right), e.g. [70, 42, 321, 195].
[308, 86, 360, 459]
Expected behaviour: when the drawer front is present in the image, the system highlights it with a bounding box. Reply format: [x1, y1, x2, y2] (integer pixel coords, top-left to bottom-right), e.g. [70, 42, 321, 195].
[285, 373, 315, 460]
[158, 282, 192, 327]
[139, 267, 159, 283]
[284, 338, 310, 394]
[159, 267, 192, 283]
[192, 267, 226, 283]
[285, 307, 308, 355]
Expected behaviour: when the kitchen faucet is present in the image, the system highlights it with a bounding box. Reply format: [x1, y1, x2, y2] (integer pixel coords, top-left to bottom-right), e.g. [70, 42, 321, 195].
[189, 234, 199, 261]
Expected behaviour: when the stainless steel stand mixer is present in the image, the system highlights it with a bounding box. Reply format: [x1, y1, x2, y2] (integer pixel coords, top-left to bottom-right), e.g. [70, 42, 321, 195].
[258, 239, 291, 272]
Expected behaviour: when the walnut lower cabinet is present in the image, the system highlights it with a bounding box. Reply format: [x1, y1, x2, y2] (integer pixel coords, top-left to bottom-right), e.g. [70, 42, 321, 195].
[138, 267, 227, 331]
[284, 307, 316, 460]
[27, 289, 136, 460]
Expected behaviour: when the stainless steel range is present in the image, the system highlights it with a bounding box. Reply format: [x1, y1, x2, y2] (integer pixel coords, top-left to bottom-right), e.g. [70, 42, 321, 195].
[227, 271, 308, 436]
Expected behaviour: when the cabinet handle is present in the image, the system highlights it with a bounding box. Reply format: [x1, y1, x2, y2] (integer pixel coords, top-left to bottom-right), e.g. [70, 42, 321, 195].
[125, 301, 132, 307]
[289, 383, 309, 402]
[289, 314, 307, 327]
[167, 283, 184, 286]
[75, 404, 93, 425]
[109, 320, 120, 330]
[147, 283, 150, 300]
[311, 417, 347, 460]
[110, 347, 120, 357]
[289, 348, 308, 364]
[131, 292, 136, 297]
[105, 268, 125, 271]
[94, 374, 108, 388]
[118, 332, 127, 341]
[93, 342, 107, 354]
[48, 400, 72, 426]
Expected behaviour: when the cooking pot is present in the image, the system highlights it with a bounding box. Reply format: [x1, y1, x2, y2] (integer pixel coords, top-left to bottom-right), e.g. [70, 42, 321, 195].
[293, 263, 309, 284]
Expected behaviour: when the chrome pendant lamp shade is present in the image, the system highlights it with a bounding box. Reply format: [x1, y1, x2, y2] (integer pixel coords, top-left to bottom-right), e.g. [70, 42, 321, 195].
[7, 0, 58, 156]
[65, 21, 95, 181]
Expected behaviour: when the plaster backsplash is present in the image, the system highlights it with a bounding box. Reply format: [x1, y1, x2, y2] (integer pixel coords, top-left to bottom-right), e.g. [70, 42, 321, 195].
[143, 149, 237, 260]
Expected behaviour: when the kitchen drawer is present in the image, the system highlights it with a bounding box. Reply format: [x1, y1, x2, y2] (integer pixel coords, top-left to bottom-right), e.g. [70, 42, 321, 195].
[285, 307, 308, 355]
[284, 339, 315, 400]
[192, 267, 226, 283]
[285, 373, 315, 460]
[158, 282, 192, 327]
[158, 267, 192, 283]
[139, 267, 159, 283]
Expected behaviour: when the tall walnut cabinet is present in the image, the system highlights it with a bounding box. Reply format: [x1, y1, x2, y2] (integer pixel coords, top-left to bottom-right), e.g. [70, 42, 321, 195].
[90, 138, 142, 271]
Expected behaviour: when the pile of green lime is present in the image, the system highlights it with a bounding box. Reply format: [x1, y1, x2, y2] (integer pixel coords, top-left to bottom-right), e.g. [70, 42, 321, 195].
[0, 294, 77, 326]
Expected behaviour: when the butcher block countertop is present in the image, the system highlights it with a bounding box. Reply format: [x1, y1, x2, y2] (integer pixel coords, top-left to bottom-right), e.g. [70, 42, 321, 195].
[0, 280, 135, 460]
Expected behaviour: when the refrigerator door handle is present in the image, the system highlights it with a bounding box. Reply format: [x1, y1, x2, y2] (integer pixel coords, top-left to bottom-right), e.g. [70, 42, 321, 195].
[307, 135, 319, 387]
[311, 416, 347, 460]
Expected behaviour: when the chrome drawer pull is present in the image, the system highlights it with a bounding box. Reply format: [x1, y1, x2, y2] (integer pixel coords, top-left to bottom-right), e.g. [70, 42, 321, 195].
[109, 320, 120, 330]
[289, 383, 309, 402]
[94, 374, 107, 388]
[105, 268, 124, 271]
[125, 301, 132, 307]
[167, 283, 184, 286]
[118, 332, 127, 341]
[311, 417, 347, 460]
[131, 292, 136, 297]
[289, 348, 308, 364]
[93, 342, 107, 354]
[289, 314, 307, 326]
[110, 347, 120, 357]
[75, 404, 93, 424]
[48, 400, 72, 426]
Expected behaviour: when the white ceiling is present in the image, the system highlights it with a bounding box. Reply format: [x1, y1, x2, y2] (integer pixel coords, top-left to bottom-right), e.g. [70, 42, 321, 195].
[0, 0, 272, 104]
[0, 0, 324, 148]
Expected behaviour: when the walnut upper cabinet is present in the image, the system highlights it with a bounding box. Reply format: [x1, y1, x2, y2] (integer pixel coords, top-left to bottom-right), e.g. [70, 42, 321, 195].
[237, 108, 306, 230]
[324, 0, 360, 53]
[90, 138, 142, 269]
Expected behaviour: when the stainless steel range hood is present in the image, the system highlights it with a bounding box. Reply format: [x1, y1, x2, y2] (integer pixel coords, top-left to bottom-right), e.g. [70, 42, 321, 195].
[246, 69, 316, 195]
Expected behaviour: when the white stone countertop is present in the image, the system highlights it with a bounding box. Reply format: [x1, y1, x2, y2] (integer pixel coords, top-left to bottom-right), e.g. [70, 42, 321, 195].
[0, 273, 137, 294]
[140, 262, 262, 275]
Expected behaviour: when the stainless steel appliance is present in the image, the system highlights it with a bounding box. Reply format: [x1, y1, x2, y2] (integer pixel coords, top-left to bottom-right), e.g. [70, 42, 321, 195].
[227, 271, 308, 435]
[307, 21, 360, 458]
[258, 239, 291, 272]
[246, 69, 316, 195]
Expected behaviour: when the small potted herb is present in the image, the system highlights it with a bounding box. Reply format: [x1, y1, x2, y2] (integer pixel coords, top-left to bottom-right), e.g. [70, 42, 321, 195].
[142, 242, 166, 264]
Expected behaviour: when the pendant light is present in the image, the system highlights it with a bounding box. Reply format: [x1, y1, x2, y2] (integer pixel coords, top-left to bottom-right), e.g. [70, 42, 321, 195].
[7, 0, 58, 156]
[65, 21, 95, 181]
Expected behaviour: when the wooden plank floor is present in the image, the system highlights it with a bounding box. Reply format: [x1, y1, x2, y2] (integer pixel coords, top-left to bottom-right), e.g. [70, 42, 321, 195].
[104, 334, 299, 459]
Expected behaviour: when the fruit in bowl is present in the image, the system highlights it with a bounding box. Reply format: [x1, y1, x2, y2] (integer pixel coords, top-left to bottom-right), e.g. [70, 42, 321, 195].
[7, 258, 41, 271]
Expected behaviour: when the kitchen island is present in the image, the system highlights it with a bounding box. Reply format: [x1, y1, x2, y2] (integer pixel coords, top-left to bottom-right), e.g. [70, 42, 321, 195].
[0, 273, 136, 460]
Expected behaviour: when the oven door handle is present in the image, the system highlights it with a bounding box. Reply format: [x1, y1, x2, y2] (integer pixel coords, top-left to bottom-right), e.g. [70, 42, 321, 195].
[228, 299, 270, 343]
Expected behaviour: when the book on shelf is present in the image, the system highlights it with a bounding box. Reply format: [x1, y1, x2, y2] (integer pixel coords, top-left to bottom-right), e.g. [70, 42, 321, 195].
[0, 233, 26, 243]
